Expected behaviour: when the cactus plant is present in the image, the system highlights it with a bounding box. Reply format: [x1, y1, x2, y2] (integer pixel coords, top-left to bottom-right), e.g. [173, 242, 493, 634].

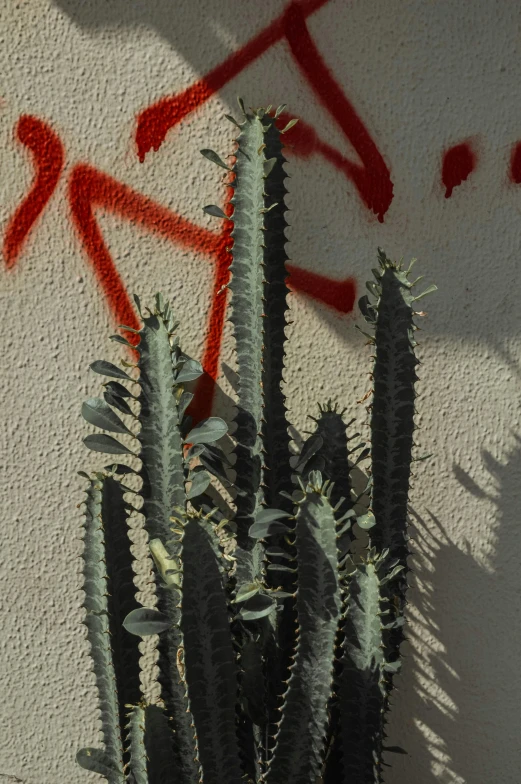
[76, 101, 436, 784]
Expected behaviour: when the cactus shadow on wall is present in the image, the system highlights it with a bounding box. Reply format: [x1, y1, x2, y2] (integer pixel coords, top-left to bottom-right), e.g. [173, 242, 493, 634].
[383, 437, 521, 783]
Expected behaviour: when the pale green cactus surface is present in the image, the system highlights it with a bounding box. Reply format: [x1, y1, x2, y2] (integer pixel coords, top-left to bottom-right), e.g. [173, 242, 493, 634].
[76, 102, 436, 784]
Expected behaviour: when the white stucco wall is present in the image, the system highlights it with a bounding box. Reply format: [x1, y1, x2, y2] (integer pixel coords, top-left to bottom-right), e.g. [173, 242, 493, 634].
[1, 1, 520, 782]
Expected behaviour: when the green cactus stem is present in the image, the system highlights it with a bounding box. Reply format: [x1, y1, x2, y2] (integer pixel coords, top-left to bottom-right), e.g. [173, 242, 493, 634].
[174, 507, 243, 784]
[330, 548, 405, 783]
[82, 294, 229, 783]
[124, 701, 178, 784]
[359, 250, 435, 671]
[76, 474, 142, 784]
[259, 472, 343, 784]
[222, 103, 293, 589]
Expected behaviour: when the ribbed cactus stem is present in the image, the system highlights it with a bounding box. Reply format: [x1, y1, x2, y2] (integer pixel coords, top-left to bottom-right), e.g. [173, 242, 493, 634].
[226, 105, 292, 589]
[261, 472, 342, 784]
[132, 302, 199, 783]
[333, 548, 404, 782]
[76, 475, 141, 784]
[361, 249, 435, 674]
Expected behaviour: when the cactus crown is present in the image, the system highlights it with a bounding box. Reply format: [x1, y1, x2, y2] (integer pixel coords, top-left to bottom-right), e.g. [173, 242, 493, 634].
[76, 102, 435, 784]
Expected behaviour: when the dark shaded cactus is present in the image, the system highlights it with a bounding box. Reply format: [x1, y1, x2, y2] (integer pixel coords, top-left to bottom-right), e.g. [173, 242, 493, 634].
[75, 103, 435, 784]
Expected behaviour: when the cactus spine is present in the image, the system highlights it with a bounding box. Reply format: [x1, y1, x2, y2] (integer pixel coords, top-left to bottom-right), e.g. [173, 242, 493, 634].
[76, 103, 435, 784]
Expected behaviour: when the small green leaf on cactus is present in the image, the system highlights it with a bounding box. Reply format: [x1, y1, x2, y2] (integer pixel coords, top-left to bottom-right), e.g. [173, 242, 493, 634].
[109, 334, 133, 347]
[178, 390, 194, 420]
[237, 96, 246, 115]
[102, 463, 136, 475]
[90, 360, 132, 381]
[238, 593, 276, 620]
[132, 293, 143, 316]
[274, 104, 287, 118]
[203, 204, 228, 219]
[185, 417, 228, 444]
[82, 398, 134, 435]
[103, 389, 134, 417]
[380, 564, 405, 584]
[175, 358, 204, 383]
[256, 508, 292, 524]
[263, 158, 277, 176]
[366, 280, 380, 298]
[154, 292, 165, 313]
[123, 607, 171, 637]
[280, 118, 299, 133]
[260, 201, 279, 213]
[224, 113, 242, 128]
[413, 283, 438, 301]
[265, 546, 293, 559]
[200, 148, 232, 170]
[233, 583, 261, 603]
[295, 433, 324, 472]
[103, 380, 135, 399]
[77, 470, 90, 479]
[383, 746, 408, 755]
[83, 434, 135, 455]
[184, 443, 206, 461]
[186, 469, 211, 499]
[356, 510, 376, 529]
[248, 520, 291, 538]
[270, 589, 295, 599]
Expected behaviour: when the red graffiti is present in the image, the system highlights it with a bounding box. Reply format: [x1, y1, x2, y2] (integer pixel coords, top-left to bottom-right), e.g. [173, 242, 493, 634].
[509, 142, 521, 184]
[68, 163, 225, 346]
[288, 267, 356, 313]
[136, 0, 393, 221]
[67, 163, 356, 420]
[442, 142, 476, 198]
[3, 116, 65, 268]
[135, 0, 328, 160]
[4, 0, 400, 421]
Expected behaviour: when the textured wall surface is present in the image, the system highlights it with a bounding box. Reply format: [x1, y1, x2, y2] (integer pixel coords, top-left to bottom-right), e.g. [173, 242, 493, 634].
[1, 1, 520, 782]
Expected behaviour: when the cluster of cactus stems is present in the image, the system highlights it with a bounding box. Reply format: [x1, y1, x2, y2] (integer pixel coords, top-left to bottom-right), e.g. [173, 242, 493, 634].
[76, 101, 436, 784]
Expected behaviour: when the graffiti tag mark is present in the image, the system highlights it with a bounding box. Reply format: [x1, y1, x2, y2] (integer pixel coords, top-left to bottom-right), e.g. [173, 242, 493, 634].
[135, 0, 394, 221]
[3, 116, 64, 268]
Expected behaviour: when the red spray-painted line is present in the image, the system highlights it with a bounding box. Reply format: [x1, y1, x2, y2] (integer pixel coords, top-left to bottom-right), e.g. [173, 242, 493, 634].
[135, 0, 329, 162]
[281, 4, 393, 221]
[3, 116, 65, 268]
[287, 266, 356, 313]
[442, 142, 476, 198]
[67, 162, 223, 347]
[67, 162, 356, 420]
[136, 0, 392, 220]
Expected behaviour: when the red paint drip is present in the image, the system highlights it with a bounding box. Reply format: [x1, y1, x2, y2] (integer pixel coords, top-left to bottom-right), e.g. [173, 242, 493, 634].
[3, 115, 64, 268]
[509, 142, 521, 184]
[442, 142, 476, 198]
[135, 0, 329, 162]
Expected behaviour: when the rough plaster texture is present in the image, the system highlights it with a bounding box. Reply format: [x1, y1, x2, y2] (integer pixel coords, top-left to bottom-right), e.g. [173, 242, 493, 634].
[1, 1, 520, 782]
